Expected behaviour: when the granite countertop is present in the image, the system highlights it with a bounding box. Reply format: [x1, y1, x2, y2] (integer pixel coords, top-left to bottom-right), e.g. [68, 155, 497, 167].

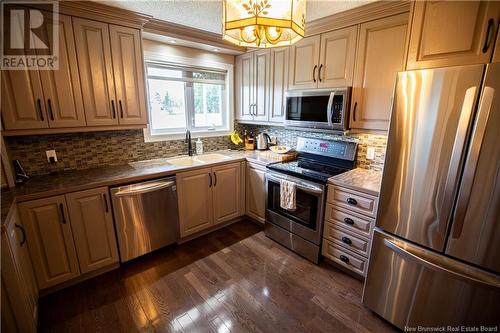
[328, 168, 383, 197]
[1, 150, 286, 223]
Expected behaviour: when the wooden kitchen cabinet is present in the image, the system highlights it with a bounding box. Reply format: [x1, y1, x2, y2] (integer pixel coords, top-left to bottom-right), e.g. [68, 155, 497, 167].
[212, 162, 242, 225]
[177, 162, 244, 237]
[1, 69, 47, 130]
[245, 163, 266, 224]
[1, 207, 38, 333]
[235, 52, 254, 121]
[493, 29, 500, 63]
[288, 35, 321, 89]
[269, 47, 289, 123]
[19, 196, 80, 290]
[109, 25, 148, 125]
[253, 49, 272, 122]
[65, 187, 119, 274]
[73, 17, 118, 126]
[318, 26, 358, 88]
[350, 13, 409, 132]
[177, 167, 214, 237]
[38, 13, 86, 128]
[407, 1, 500, 70]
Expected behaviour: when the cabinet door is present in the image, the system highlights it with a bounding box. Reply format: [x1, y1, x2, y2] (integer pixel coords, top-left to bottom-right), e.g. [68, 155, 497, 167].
[19, 196, 80, 289]
[246, 163, 266, 224]
[177, 168, 214, 237]
[254, 49, 271, 122]
[493, 29, 500, 63]
[318, 26, 358, 88]
[1, 208, 38, 332]
[109, 25, 148, 125]
[288, 35, 320, 89]
[73, 18, 118, 126]
[269, 47, 289, 123]
[407, 1, 500, 69]
[1, 69, 48, 129]
[235, 53, 254, 121]
[351, 14, 408, 132]
[212, 163, 242, 225]
[66, 187, 119, 274]
[38, 13, 86, 128]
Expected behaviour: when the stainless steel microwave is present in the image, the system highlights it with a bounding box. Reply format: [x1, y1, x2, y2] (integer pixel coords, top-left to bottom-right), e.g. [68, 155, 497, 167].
[284, 88, 351, 131]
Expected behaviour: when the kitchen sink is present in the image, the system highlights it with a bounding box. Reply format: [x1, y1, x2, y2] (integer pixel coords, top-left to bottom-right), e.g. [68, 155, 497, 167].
[194, 153, 231, 163]
[166, 156, 205, 166]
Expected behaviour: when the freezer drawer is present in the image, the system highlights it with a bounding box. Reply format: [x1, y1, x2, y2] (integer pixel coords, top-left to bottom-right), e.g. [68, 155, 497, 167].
[363, 229, 500, 330]
[111, 177, 179, 262]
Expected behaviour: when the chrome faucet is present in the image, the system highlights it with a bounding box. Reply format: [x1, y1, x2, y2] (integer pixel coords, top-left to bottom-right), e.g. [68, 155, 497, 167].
[185, 129, 193, 156]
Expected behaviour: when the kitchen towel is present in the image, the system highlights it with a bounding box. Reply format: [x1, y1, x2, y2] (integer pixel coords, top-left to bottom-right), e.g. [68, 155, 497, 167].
[280, 179, 296, 211]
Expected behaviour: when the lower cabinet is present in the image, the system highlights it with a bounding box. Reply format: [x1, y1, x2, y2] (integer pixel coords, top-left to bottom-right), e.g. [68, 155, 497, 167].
[18, 187, 119, 290]
[66, 187, 119, 274]
[177, 162, 243, 237]
[19, 196, 81, 289]
[322, 184, 378, 277]
[245, 162, 266, 224]
[1, 206, 38, 333]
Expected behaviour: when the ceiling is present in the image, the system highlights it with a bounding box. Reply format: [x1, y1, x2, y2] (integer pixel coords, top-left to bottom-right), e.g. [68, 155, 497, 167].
[96, 0, 375, 34]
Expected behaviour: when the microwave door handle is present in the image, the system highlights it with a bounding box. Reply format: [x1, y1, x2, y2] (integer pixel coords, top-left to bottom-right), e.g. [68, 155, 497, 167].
[327, 91, 335, 127]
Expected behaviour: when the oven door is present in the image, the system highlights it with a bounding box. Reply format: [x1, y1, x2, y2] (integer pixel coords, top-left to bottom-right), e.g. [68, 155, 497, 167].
[265, 171, 326, 245]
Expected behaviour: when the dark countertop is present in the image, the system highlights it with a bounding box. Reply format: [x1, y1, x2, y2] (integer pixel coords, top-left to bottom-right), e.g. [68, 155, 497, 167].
[1, 150, 286, 223]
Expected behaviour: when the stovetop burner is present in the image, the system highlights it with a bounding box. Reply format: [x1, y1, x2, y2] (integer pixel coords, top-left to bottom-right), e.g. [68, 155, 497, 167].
[266, 137, 358, 183]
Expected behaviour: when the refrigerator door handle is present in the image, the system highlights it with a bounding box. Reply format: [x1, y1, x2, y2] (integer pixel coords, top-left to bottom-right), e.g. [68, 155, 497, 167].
[383, 238, 500, 289]
[438, 87, 478, 235]
[451, 86, 495, 239]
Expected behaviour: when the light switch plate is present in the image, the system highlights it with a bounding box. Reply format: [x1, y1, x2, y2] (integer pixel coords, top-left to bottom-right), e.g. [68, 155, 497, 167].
[46, 150, 57, 163]
[366, 147, 376, 160]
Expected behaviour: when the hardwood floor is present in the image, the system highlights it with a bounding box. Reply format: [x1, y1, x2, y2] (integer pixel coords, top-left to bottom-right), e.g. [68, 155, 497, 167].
[39, 220, 396, 333]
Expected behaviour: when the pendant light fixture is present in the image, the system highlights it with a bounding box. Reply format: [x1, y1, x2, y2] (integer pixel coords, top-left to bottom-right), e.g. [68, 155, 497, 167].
[222, 0, 306, 48]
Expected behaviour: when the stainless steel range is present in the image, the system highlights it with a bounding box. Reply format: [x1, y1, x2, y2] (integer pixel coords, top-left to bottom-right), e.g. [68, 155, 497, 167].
[265, 137, 357, 263]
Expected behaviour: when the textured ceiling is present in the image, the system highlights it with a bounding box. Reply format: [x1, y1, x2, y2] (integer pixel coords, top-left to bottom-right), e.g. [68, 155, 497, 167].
[96, 0, 374, 34]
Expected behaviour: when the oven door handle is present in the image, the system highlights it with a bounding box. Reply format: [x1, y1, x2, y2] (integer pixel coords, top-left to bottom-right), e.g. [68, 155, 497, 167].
[267, 174, 324, 195]
[327, 91, 336, 127]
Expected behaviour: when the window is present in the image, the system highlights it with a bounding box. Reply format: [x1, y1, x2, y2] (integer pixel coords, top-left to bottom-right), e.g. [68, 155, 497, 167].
[145, 63, 231, 140]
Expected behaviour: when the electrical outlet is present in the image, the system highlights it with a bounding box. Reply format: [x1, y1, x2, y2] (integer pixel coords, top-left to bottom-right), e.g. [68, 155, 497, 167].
[366, 147, 376, 160]
[46, 150, 57, 163]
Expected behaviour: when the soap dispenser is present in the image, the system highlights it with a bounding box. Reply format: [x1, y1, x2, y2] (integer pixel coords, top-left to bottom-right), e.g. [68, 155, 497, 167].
[196, 138, 204, 155]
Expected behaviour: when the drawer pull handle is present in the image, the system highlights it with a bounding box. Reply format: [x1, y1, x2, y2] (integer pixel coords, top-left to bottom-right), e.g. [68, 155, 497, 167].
[347, 198, 357, 205]
[59, 203, 66, 224]
[344, 217, 354, 225]
[15, 224, 26, 247]
[339, 255, 349, 263]
[342, 236, 352, 245]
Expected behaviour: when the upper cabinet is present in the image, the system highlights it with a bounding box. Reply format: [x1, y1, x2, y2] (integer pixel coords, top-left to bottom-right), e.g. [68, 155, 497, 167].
[319, 26, 358, 88]
[407, 1, 500, 69]
[350, 13, 409, 132]
[288, 26, 358, 90]
[288, 35, 321, 89]
[1, 10, 148, 135]
[235, 47, 288, 123]
[109, 25, 148, 125]
[73, 18, 118, 126]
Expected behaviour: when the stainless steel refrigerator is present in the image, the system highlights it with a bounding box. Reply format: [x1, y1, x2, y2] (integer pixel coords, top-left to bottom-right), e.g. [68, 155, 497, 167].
[363, 63, 500, 329]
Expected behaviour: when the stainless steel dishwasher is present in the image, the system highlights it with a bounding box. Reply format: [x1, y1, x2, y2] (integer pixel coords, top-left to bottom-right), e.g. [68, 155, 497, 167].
[110, 176, 179, 262]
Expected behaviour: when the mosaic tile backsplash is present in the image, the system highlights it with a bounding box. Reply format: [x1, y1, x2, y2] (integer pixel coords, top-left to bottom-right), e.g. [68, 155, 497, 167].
[5, 125, 387, 176]
[235, 124, 388, 171]
[5, 130, 232, 176]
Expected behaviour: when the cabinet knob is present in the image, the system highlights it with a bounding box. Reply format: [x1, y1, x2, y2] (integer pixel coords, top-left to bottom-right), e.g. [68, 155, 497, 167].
[344, 217, 354, 225]
[339, 255, 349, 263]
[347, 198, 357, 206]
[341, 236, 352, 245]
[14, 224, 26, 247]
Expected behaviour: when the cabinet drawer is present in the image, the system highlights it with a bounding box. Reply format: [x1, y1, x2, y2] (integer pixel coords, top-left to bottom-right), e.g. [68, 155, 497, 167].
[327, 185, 378, 218]
[322, 239, 367, 276]
[323, 222, 370, 257]
[324, 203, 373, 238]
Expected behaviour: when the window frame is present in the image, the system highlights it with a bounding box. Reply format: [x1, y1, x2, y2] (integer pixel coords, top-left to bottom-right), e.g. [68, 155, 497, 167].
[143, 51, 234, 142]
